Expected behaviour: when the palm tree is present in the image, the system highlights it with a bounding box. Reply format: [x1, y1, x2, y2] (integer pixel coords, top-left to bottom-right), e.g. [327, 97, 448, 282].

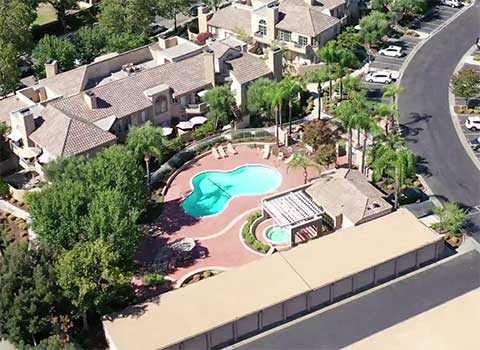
[287, 151, 315, 184]
[356, 113, 381, 174]
[335, 99, 358, 169]
[305, 68, 330, 120]
[126, 121, 164, 189]
[280, 76, 304, 134]
[342, 75, 361, 100]
[383, 84, 405, 106]
[267, 82, 286, 146]
[369, 144, 416, 209]
[375, 102, 398, 134]
[335, 48, 357, 100]
[319, 41, 340, 100]
[433, 203, 467, 237]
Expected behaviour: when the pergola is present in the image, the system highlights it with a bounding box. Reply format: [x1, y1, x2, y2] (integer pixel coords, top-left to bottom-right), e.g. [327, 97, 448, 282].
[262, 189, 324, 247]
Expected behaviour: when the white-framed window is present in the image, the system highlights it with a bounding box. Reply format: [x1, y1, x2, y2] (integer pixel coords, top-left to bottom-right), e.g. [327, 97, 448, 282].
[279, 30, 291, 42]
[258, 19, 267, 36]
[155, 96, 168, 114]
[140, 110, 147, 122]
[298, 36, 309, 46]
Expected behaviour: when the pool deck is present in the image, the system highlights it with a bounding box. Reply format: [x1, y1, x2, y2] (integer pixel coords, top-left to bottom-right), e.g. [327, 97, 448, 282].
[138, 144, 321, 283]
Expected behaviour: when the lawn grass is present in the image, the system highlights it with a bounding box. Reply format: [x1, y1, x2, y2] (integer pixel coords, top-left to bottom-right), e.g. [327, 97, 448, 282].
[34, 3, 58, 26]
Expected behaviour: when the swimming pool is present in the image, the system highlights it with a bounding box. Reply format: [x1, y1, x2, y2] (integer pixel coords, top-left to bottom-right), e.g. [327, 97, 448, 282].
[265, 226, 290, 244]
[182, 165, 282, 217]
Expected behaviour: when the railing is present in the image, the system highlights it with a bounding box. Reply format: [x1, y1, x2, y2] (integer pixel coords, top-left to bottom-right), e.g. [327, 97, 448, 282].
[18, 158, 36, 172]
[185, 102, 208, 115]
[150, 127, 274, 185]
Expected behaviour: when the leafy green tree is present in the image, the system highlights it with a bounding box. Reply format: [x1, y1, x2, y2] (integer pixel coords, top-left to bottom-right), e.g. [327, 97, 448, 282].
[0, 242, 70, 347]
[305, 68, 330, 119]
[32, 35, 77, 77]
[106, 32, 149, 53]
[27, 181, 89, 250]
[0, 0, 36, 52]
[247, 77, 275, 117]
[287, 151, 316, 184]
[336, 27, 364, 61]
[87, 145, 148, 210]
[46, 0, 76, 29]
[203, 86, 237, 129]
[279, 76, 304, 133]
[202, 0, 222, 10]
[318, 40, 340, 99]
[85, 190, 142, 266]
[0, 43, 20, 97]
[359, 11, 389, 62]
[373, 0, 427, 22]
[127, 121, 165, 186]
[156, 0, 190, 30]
[43, 155, 88, 184]
[433, 202, 467, 236]
[74, 26, 107, 63]
[0, 177, 10, 198]
[451, 68, 480, 107]
[313, 144, 337, 169]
[56, 238, 130, 330]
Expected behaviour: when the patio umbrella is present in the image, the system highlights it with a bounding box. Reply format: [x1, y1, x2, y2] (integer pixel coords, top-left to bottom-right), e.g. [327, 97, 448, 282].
[162, 127, 173, 136]
[189, 116, 208, 125]
[197, 90, 208, 98]
[176, 121, 194, 130]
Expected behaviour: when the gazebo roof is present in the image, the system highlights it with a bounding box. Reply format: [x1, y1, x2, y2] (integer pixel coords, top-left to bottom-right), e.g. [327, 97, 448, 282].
[263, 189, 323, 228]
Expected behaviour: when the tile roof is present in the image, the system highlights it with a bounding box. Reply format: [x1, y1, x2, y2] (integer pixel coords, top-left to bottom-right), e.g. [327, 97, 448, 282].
[277, 0, 341, 37]
[29, 105, 116, 157]
[306, 169, 391, 224]
[209, 41, 233, 59]
[52, 55, 212, 123]
[207, 5, 252, 35]
[39, 65, 88, 97]
[0, 96, 28, 126]
[228, 53, 272, 84]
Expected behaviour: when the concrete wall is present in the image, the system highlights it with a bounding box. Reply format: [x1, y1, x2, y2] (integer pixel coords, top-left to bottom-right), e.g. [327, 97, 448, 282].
[172, 240, 442, 350]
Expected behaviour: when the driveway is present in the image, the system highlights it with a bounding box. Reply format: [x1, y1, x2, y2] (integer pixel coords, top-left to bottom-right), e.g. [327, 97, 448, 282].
[398, 1, 480, 236]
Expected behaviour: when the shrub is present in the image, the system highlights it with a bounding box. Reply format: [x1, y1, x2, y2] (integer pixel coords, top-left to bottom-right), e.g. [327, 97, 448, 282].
[195, 32, 213, 45]
[7, 214, 15, 221]
[192, 274, 202, 282]
[242, 212, 270, 253]
[202, 270, 213, 278]
[413, 180, 422, 188]
[474, 54, 480, 62]
[143, 273, 165, 287]
[192, 121, 215, 140]
[0, 178, 9, 198]
[18, 223, 28, 231]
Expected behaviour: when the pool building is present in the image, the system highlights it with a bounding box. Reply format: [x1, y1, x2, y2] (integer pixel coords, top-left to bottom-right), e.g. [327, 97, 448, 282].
[261, 169, 392, 247]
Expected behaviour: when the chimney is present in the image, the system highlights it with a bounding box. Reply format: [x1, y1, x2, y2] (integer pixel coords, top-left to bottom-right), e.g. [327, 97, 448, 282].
[10, 108, 35, 147]
[267, 47, 283, 81]
[198, 6, 210, 34]
[203, 49, 216, 86]
[83, 90, 98, 109]
[45, 60, 59, 79]
[266, 3, 279, 41]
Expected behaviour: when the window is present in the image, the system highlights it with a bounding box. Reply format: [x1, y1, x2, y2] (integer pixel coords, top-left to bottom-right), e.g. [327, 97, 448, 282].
[155, 96, 168, 114]
[279, 30, 291, 42]
[298, 36, 309, 46]
[258, 19, 267, 36]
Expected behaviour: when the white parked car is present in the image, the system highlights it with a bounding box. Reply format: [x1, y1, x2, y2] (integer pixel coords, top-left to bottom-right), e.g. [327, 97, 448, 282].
[378, 45, 404, 58]
[441, 0, 462, 7]
[365, 71, 392, 84]
[465, 116, 480, 131]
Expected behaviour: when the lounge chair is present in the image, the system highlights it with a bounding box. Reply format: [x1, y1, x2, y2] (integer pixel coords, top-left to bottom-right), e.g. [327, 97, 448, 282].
[212, 147, 221, 159]
[277, 151, 284, 160]
[227, 143, 238, 155]
[218, 146, 228, 158]
[263, 144, 271, 159]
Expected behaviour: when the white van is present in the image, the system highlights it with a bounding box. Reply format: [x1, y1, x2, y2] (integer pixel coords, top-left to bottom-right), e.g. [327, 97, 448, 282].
[465, 116, 480, 131]
[441, 0, 462, 8]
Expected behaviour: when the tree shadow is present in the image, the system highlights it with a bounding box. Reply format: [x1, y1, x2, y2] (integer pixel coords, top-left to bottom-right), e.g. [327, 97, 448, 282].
[403, 112, 433, 126]
[415, 155, 432, 177]
[155, 198, 201, 235]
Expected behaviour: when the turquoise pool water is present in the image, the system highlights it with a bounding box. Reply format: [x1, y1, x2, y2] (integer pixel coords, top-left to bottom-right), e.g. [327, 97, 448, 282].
[182, 165, 282, 217]
[265, 226, 290, 243]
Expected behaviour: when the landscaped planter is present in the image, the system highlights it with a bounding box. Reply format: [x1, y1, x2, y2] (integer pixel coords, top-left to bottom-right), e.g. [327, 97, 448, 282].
[241, 212, 271, 254]
[180, 269, 224, 287]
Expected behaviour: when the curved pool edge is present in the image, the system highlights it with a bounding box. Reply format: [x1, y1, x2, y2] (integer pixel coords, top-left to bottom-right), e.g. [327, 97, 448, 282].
[263, 225, 290, 245]
[182, 164, 283, 218]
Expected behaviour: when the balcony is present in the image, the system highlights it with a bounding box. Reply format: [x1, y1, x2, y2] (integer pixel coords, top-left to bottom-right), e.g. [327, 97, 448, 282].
[18, 157, 37, 172]
[185, 102, 208, 115]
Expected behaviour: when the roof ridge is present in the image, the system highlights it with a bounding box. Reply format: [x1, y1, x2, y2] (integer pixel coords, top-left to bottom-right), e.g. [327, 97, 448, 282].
[61, 117, 74, 156]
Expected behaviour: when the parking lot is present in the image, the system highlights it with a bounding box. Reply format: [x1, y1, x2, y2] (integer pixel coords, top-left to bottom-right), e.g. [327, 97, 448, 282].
[362, 3, 465, 102]
[457, 114, 480, 161]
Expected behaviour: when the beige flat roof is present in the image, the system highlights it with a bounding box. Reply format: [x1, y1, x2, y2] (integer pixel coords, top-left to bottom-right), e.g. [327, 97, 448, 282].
[348, 288, 480, 350]
[280, 209, 441, 290]
[104, 253, 311, 350]
[104, 209, 441, 350]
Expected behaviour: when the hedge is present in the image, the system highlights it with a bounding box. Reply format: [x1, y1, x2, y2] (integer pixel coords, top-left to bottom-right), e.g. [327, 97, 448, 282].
[242, 212, 270, 254]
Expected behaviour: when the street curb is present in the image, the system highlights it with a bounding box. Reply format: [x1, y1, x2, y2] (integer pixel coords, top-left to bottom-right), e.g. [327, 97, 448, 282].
[448, 45, 480, 173]
[398, 2, 474, 82]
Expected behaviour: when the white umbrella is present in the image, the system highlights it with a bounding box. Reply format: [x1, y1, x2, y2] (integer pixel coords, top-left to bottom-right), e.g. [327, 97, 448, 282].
[222, 124, 232, 131]
[189, 116, 208, 125]
[162, 127, 173, 136]
[197, 90, 208, 98]
[176, 121, 194, 130]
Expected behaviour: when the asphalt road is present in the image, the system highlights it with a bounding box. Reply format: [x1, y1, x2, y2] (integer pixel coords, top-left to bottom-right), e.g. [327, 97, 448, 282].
[229, 251, 480, 350]
[398, 2, 480, 234]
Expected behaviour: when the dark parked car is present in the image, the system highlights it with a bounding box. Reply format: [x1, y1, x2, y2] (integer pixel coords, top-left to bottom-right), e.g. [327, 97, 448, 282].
[387, 187, 429, 206]
[150, 23, 167, 36]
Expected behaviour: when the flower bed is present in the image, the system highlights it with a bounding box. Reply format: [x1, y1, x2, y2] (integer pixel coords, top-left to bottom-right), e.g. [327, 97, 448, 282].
[242, 212, 270, 254]
[181, 269, 223, 287]
[0, 211, 29, 253]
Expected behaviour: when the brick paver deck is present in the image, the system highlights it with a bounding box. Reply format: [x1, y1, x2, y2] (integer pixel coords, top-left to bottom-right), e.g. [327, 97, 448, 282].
[138, 144, 320, 282]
